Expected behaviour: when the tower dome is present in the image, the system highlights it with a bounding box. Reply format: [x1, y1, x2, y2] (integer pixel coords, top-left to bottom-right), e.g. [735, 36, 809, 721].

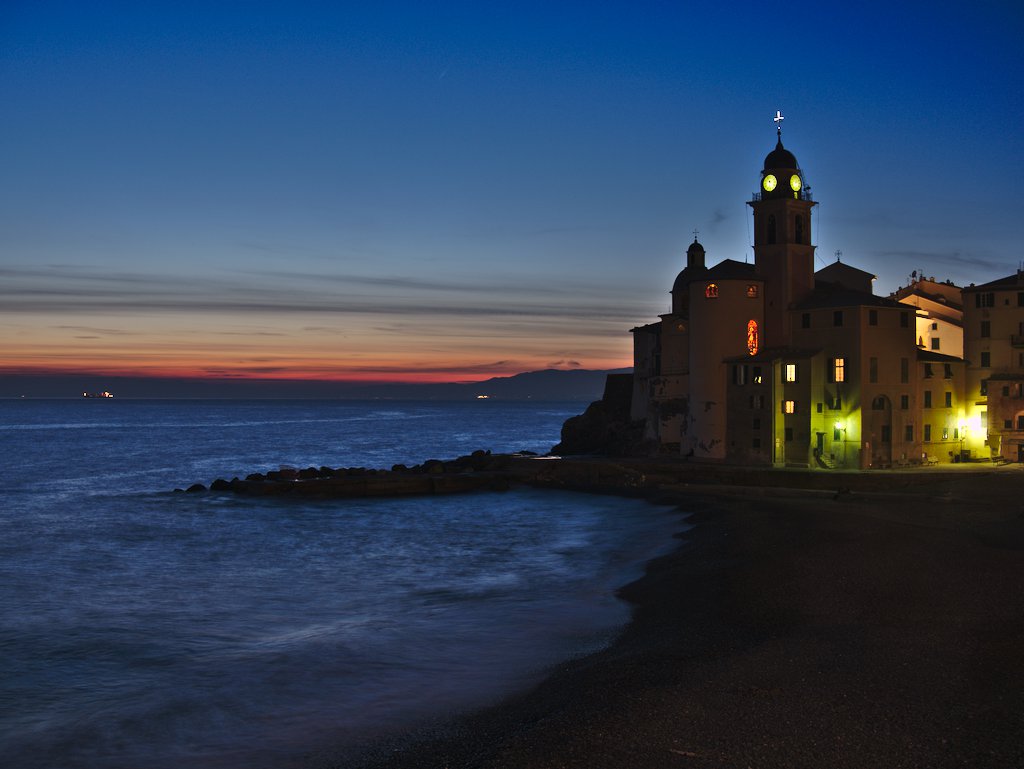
[763, 138, 798, 172]
[686, 238, 706, 269]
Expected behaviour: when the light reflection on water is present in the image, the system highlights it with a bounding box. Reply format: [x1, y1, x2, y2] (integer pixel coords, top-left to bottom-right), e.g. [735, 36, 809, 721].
[0, 400, 687, 768]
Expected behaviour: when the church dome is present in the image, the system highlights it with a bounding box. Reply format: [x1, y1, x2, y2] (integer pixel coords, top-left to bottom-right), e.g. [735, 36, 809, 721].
[764, 138, 797, 170]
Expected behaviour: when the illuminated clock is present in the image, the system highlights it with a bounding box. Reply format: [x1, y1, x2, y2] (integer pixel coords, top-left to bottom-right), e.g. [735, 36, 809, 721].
[762, 174, 777, 192]
[790, 174, 802, 192]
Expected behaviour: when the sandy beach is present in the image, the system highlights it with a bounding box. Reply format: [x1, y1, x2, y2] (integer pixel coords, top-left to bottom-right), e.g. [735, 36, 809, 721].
[324, 463, 1024, 769]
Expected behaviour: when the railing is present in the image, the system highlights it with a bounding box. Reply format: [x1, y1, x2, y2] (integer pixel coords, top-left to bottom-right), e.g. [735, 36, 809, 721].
[750, 190, 814, 203]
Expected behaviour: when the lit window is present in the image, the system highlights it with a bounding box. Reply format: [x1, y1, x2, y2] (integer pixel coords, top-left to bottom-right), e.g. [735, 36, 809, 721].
[746, 284, 759, 298]
[834, 357, 845, 383]
[747, 320, 759, 356]
[705, 283, 719, 298]
[753, 366, 762, 385]
[942, 427, 949, 441]
[785, 363, 797, 382]
[783, 400, 796, 414]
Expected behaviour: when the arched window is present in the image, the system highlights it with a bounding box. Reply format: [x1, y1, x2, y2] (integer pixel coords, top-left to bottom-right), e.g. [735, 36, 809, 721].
[705, 283, 719, 298]
[767, 215, 776, 244]
[795, 215, 804, 244]
[747, 320, 759, 356]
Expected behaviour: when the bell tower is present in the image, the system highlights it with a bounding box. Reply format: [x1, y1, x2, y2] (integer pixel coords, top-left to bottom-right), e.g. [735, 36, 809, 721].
[748, 111, 817, 345]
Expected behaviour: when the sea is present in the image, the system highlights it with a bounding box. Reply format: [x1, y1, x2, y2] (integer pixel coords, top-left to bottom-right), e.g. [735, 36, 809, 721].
[0, 399, 686, 769]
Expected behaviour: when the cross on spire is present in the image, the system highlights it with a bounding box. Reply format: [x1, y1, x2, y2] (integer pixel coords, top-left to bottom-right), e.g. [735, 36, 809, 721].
[835, 249, 843, 262]
[773, 109, 784, 138]
[692, 228, 700, 242]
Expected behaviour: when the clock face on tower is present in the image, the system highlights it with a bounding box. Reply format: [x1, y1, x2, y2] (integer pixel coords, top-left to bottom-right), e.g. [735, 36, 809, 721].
[789, 174, 802, 192]
[762, 174, 777, 192]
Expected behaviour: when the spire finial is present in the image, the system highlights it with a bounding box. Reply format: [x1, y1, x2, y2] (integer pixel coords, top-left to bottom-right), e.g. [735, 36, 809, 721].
[773, 109, 785, 140]
[835, 249, 842, 263]
[692, 228, 700, 242]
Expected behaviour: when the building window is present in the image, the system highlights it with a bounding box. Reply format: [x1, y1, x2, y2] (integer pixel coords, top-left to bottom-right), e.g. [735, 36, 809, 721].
[901, 358, 909, 383]
[817, 402, 823, 413]
[981, 381, 988, 396]
[869, 309, 878, 326]
[942, 427, 949, 441]
[1018, 415, 1024, 430]
[785, 364, 797, 382]
[1003, 385, 1011, 396]
[749, 394, 765, 409]
[753, 437, 761, 449]
[747, 319, 759, 356]
[976, 292, 995, 308]
[944, 364, 953, 379]
[881, 425, 891, 443]
[1018, 292, 1024, 307]
[931, 322, 938, 330]
[900, 312, 909, 328]
[931, 338, 940, 350]
[981, 321, 991, 338]
[1005, 419, 1013, 429]
[924, 425, 931, 442]
[705, 283, 719, 298]
[900, 394, 909, 410]
[944, 391, 952, 408]
[784, 427, 794, 441]
[924, 363, 934, 379]
[783, 400, 796, 414]
[746, 284, 759, 298]
[872, 396, 887, 410]
[869, 357, 878, 383]
[924, 391, 932, 408]
[834, 357, 845, 382]
[753, 366, 763, 384]
[981, 351, 991, 367]
[733, 365, 747, 385]
[801, 313, 810, 329]
[832, 310, 842, 327]
[752, 418, 761, 430]
[905, 424, 914, 442]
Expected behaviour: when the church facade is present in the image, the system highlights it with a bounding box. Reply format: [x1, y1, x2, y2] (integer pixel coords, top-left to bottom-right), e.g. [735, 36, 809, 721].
[630, 123, 1024, 468]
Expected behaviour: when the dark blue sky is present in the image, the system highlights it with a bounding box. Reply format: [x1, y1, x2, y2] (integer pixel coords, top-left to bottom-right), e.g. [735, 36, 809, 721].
[2, 1, 1022, 385]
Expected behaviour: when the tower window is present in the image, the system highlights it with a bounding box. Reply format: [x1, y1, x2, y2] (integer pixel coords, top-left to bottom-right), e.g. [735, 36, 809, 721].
[705, 283, 719, 298]
[767, 215, 776, 245]
[746, 284, 759, 298]
[795, 215, 804, 245]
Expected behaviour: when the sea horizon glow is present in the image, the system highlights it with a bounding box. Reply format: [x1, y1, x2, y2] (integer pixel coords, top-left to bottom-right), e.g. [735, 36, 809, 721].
[2, 2, 1022, 395]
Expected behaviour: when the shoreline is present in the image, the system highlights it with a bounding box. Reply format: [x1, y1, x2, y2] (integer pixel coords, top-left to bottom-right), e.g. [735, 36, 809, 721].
[317, 462, 1023, 769]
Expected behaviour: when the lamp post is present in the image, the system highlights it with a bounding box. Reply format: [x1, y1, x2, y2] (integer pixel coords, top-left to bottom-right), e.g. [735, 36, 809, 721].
[959, 422, 966, 462]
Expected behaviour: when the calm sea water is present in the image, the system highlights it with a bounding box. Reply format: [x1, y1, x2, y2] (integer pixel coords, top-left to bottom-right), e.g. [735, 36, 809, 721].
[0, 400, 685, 769]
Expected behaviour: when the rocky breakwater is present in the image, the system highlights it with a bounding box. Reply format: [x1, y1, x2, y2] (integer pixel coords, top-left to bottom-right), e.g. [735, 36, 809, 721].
[176, 450, 532, 499]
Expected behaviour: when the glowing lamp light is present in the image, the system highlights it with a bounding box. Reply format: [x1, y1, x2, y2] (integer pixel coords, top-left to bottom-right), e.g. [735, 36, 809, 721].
[834, 421, 844, 431]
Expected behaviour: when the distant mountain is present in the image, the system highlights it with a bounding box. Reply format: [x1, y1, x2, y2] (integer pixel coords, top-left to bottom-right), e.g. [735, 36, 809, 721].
[349, 368, 633, 401]
[1, 368, 631, 400]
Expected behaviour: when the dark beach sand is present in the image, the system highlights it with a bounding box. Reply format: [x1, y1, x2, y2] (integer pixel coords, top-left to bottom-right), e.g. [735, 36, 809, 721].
[325, 467, 1024, 769]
